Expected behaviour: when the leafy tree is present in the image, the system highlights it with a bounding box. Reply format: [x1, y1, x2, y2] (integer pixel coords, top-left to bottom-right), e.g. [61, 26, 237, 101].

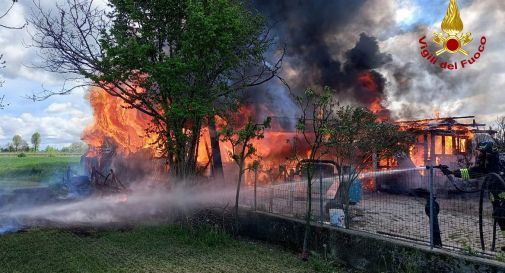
[20, 139, 29, 152]
[329, 106, 413, 228]
[60, 142, 87, 153]
[31, 132, 41, 152]
[12, 134, 22, 151]
[292, 86, 336, 258]
[219, 116, 271, 232]
[30, 0, 283, 179]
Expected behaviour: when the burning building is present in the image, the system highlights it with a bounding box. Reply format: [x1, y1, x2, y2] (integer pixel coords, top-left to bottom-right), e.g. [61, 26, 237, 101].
[377, 116, 496, 193]
[396, 116, 496, 169]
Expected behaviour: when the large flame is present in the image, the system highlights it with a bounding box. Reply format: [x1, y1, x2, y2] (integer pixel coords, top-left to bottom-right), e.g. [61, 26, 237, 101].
[441, 0, 463, 35]
[82, 87, 158, 156]
[358, 72, 388, 120]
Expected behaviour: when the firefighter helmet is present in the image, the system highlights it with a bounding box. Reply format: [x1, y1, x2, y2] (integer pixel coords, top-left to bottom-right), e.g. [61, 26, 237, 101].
[477, 141, 495, 153]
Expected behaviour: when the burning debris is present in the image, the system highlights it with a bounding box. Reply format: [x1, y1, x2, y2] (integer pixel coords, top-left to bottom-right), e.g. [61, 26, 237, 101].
[396, 115, 496, 169]
[377, 116, 497, 193]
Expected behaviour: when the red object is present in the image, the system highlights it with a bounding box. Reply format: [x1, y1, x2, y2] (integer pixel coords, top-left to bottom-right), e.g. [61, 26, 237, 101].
[446, 38, 459, 51]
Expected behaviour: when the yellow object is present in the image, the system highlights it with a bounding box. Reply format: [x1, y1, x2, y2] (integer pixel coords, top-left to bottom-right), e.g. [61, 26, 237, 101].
[460, 168, 470, 180]
[432, 0, 472, 56]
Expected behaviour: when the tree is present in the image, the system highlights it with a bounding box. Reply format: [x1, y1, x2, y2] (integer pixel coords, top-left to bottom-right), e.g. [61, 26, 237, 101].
[0, 0, 25, 109]
[219, 116, 271, 232]
[0, 1, 24, 30]
[292, 87, 336, 258]
[60, 142, 87, 153]
[0, 95, 6, 110]
[329, 106, 413, 228]
[12, 135, 23, 151]
[494, 116, 505, 152]
[30, 0, 283, 179]
[31, 132, 41, 152]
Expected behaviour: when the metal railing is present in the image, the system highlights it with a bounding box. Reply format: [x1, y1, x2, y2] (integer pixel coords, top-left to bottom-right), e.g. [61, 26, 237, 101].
[240, 167, 505, 259]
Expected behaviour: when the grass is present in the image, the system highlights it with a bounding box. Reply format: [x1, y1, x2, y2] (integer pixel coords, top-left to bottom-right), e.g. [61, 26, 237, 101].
[0, 153, 81, 188]
[0, 225, 345, 273]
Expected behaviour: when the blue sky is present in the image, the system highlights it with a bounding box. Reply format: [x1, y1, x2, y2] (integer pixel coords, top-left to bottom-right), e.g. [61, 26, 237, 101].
[0, 0, 503, 149]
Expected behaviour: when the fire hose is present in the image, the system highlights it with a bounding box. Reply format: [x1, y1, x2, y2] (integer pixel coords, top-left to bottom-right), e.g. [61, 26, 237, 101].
[436, 165, 505, 251]
[478, 173, 505, 251]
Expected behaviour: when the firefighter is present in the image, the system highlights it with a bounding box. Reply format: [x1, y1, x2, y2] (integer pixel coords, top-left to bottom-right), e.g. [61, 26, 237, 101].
[441, 141, 505, 250]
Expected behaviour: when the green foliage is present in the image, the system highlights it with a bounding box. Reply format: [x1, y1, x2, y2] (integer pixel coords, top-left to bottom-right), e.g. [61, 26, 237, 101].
[219, 116, 271, 231]
[330, 105, 413, 228]
[496, 252, 505, 263]
[31, 0, 281, 179]
[0, 154, 80, 188]
[30, 132, 41, 152]
[94, 0, 276, 178]
[0, 225, 340, 273]
[219, 116, 272, 169]
[17, 152, 26, 158]
[293, 86, 337, 255]
[60, 142, 87, 153]
[12, 134, 22, 151]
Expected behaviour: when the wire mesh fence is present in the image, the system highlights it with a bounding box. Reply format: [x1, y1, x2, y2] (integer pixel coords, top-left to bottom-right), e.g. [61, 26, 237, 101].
[240, 168, 505, 259]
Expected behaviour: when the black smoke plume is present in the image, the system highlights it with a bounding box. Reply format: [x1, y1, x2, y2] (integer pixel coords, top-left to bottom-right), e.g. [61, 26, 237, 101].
[243, 0, 394, 127]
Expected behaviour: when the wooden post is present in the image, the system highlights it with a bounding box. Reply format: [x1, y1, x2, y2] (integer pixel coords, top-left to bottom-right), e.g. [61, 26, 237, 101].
[441, 135, 446, 155]
[423, 133, 429, 166]
[452, 135, 457, 154]
[430, 132, 436, 165]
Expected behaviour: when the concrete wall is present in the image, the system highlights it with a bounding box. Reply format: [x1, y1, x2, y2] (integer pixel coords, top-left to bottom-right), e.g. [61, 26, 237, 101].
[238, 210, 505, 273]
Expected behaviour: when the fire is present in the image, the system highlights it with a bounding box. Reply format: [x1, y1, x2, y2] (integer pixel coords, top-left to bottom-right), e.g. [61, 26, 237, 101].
[397, 116, 478, 169]
[82, 86, 157, 156]
[83, 86, 219, 169]
[358, 71, 389, 120]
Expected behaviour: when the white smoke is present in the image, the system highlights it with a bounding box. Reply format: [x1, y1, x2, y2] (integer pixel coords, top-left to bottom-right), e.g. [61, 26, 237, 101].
[0, 182, 236, 230]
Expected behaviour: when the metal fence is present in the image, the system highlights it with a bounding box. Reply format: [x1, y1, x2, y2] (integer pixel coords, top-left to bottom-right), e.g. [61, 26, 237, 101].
[240, 168, 504, 259]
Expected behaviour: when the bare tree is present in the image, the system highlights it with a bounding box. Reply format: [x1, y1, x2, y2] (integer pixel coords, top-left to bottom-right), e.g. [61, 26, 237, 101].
[0, 0, 25, 109]
[494, 116, 505, 152]
[0, 95, 7, 109]
[0, 1, 26, 30]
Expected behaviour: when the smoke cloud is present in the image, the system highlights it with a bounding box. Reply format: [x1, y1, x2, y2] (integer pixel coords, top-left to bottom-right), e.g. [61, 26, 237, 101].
[244, 0, 394, 126]
[0, 182, 236, 232]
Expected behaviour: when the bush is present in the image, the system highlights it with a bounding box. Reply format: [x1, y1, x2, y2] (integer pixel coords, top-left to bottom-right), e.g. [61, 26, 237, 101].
[17, 153, 27, 158]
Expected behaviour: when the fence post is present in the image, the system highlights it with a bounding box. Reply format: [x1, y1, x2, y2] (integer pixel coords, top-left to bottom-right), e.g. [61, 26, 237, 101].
[254, 168, 257, 211]
[269, 187, 274, 213]
[429, 165, 434, 249]
[319, 167, 323, 224]
[289, 188, 294, 214]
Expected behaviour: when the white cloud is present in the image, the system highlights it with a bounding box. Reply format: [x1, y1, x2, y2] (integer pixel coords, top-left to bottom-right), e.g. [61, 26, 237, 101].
[46, 102, 85, 116]
[0, 103, 92, 148]
[394, 0, 419, 26]
[377, 0, 505, 125]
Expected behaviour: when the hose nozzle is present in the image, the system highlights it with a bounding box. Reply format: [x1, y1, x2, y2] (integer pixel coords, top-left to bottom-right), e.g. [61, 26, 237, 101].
[426, 164, 449, 170]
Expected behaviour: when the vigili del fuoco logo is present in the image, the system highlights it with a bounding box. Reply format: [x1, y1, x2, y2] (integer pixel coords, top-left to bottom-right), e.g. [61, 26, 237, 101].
[418, 0, 487, 70]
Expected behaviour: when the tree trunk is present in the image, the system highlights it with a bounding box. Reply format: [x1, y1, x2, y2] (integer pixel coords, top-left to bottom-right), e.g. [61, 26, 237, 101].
[302, 171, 312, 258]
[234, 161, 244, 234]
[209, 116, 224, 181]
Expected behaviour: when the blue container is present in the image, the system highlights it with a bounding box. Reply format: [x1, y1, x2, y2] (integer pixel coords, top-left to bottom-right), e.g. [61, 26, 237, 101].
[349, 179, 362, 204]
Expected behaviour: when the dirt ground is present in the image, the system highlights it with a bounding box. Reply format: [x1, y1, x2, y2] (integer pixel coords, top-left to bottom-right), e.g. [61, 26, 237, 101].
[244, 184, 504, 255]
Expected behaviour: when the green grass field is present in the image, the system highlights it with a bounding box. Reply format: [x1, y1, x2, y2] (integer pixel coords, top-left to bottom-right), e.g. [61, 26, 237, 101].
[0, 153, 81, 188]
[0, 225, 346, 273]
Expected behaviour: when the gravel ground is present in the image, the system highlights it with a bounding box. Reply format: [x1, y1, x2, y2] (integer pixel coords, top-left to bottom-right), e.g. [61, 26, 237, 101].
[245, 184, 504, 255]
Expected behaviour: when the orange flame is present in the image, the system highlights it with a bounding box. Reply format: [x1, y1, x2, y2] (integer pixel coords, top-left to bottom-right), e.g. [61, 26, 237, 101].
[82, 86, 158, 156]
[358, 72, 388, 120]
